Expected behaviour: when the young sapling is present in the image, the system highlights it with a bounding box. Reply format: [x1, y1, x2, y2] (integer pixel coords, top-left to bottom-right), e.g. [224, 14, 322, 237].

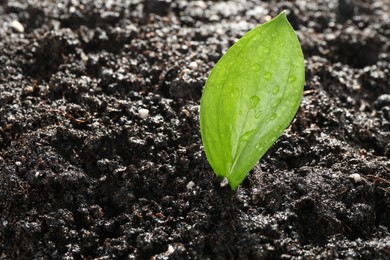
[200, 11, 305, 189]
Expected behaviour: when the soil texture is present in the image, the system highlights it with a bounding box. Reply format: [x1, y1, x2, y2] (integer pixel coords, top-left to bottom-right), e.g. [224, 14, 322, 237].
[1, 0, 390, 259]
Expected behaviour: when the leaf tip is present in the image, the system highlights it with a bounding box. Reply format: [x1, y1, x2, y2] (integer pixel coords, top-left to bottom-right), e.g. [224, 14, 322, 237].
[275, 10, 288, 20]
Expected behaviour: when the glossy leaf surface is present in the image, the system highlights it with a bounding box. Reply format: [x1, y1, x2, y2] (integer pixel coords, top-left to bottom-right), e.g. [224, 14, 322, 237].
[200, 11, 305, 189]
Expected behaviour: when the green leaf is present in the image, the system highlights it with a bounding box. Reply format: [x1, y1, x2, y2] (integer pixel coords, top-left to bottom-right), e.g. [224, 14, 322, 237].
[200, 11, 305, 189]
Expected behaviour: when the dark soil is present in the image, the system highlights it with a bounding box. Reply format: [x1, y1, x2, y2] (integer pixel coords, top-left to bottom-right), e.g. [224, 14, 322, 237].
[1, 0, 390, 259]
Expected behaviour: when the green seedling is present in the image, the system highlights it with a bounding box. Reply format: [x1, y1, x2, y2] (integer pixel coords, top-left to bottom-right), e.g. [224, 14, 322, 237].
[200, 11, 304, 189]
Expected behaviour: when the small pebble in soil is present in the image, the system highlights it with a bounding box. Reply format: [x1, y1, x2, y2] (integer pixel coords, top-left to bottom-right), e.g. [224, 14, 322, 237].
[168, 245, 175, 254]
[188, 61, 198, 70]
[186, 181, 195, 190]
[10, 20, 24, 33]
[220, 178, 229, 187]
[349, 173, 363, 183]
[138, 108, 149, 119]
[376, 94, 390, 108]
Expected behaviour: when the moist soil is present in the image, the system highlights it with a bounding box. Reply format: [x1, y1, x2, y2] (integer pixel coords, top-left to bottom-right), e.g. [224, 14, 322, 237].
[1, 0, 390, 259]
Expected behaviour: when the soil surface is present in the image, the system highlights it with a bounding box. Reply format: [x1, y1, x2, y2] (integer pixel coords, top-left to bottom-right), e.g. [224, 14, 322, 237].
[1, 0, 390, 259]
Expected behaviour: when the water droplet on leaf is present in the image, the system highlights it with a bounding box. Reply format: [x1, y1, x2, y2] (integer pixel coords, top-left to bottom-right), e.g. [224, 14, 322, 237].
[272, 98, 282, 109]
[231, 88, 239, 98]
[240, 130, 255, 142]
[264, 72, 272, 81]
[251, 62, 261, 72]
[269, 113, 277, 121]
[249, 95, 260, 108]
[272, 85, 280, 94]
